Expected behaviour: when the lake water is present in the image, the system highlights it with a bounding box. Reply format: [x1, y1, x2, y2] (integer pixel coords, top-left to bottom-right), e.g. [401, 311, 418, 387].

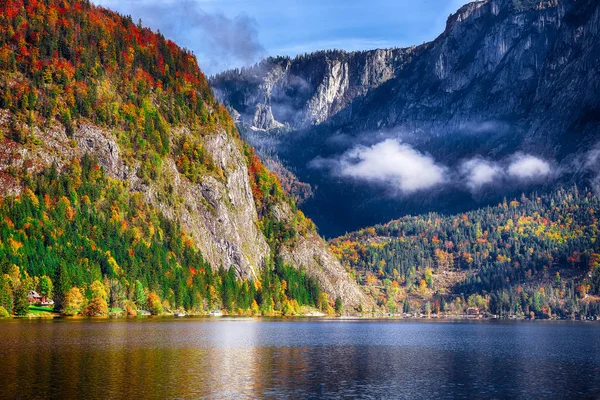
[0, 319, 599, 399]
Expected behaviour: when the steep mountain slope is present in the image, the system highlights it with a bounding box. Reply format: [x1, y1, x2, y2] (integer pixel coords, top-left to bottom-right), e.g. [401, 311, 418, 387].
[212, 0, 600, 237]
[0, 0, 370, 313]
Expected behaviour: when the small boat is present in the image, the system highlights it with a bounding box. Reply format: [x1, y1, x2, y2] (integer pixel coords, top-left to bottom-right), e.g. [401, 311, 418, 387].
[174, 312, 186, 317]
[209, 310, 223, 317]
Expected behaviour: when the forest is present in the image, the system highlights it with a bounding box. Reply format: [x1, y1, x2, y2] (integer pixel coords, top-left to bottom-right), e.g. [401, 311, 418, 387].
[2, 0, 598, 320]
[330, 187, 600, 318]
[0, 155, 323, 317]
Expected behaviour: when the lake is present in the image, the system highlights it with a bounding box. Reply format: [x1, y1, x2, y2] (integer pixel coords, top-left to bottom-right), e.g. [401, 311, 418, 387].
[0, 318, 599, 399]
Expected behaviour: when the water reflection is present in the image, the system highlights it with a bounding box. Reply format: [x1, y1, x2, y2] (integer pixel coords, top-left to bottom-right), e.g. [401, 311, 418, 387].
[0, 319, 599, 399]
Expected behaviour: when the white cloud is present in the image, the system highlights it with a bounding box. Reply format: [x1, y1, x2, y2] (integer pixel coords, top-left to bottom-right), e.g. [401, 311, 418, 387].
[460, 158, 504, 189]
[315, 139, 447, 193]
[311, 139, 558, 195]
[507, 154, 552, 180]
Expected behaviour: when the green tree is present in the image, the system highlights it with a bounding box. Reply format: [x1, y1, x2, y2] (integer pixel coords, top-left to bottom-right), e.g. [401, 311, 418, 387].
[13, 286, 30, 316]
[89, 280, 108, 301]
[335, 296, 343, 315]
[39, 276, 53, 300]
[424, 268, 434, 288]
[0, 276, 13, 314]
[387, 299, 397, 314]
[317, 292, 330, 313]
[135, 280, 146, 309]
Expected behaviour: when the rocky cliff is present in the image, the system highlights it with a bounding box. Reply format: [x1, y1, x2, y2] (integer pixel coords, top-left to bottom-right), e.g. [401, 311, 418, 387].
[211, 48, 416, 131]
[335, 0, 599, 152]
[213, 0, 599, 148]
[0, 110, 371, 309]
[0, 110, 270, 280]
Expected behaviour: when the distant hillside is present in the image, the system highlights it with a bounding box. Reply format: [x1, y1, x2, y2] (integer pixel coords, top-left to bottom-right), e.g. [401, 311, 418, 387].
[212, 0, 600, 237]
[330, 187, 600, 318]
[0, 0, 371, 316]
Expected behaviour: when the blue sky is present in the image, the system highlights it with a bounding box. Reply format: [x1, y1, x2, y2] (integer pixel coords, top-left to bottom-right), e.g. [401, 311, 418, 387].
[93, 0, 470, 75]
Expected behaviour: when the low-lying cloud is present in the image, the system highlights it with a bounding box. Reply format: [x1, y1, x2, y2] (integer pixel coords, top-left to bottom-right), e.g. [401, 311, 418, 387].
[585, 146, 600, 168]
[460, 158, 504, 189]
[312, 139, 446, 193]
[460, 153, 553, 191]
[584, 145, 600, 194]
[312, 139, 557, 195]
[507, 154, 552, 180]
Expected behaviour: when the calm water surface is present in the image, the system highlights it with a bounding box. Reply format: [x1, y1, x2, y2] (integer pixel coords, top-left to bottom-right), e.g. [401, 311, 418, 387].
[0, 318, 599, 399]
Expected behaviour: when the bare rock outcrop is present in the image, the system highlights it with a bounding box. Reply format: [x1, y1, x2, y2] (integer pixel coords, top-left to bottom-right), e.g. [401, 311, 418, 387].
[273, 203, 374, 309]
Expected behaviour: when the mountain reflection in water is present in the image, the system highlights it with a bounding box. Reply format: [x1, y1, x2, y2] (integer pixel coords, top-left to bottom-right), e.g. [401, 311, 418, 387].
[0, 319, 599, 399]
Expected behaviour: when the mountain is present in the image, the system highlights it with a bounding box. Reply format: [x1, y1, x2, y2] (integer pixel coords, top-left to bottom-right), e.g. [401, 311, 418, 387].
[329, 186, 600, 319]
[0, 0, 371, 315]
[211, 0, 600, 238]
[211, 47, 413, 132]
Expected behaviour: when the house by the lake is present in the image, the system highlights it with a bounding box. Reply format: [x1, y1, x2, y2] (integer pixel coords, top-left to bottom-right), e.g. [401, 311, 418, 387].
[28, 290, 41, 304]
[28, 290, 54, 306]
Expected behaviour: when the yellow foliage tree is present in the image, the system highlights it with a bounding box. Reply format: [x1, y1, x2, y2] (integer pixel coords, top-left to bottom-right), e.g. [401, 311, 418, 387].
[147, 291, 163, 315]
[62, 287, 84, 316]
[89, 280, 108, 301]
[82, 297, 108, 317]
[419, 279, 428, 293]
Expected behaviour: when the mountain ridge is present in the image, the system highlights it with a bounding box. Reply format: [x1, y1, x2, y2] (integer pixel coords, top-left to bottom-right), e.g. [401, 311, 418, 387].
[211, 0, 600, 238]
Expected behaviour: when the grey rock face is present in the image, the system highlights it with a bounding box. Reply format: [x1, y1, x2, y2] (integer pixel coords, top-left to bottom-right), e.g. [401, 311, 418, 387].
[213, 0, 599, 155]
[85, 126, 271, 281]
[211, 47, 416, 132]
[280, 230, 373, 309]
[0, 112, 270, 279]
[274, 203, 374, 309]
[331, 0, 599, 152]
[75, 123, 129, 180]
[253, 103, 283, 130]
[199, 131, 270, 278]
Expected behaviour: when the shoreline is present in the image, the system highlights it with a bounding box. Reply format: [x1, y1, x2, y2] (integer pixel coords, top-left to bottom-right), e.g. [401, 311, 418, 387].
[2, 312, 598, 322]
